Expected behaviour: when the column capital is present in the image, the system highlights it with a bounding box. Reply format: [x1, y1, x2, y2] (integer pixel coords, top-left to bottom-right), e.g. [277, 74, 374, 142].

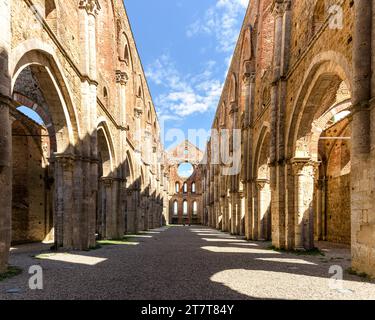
[53, 153, 75, 169]
[256, 178, 270, 190]
[271, 0, 290, 17]
[101, 177, 114, 187]
[291, 158, 320, 176]
[229, 102, 239, 114]
[134, 107, 143, 118]
[79, 0, 101, 16]
[243, 71, 256, 85]
[116, 70, 129, 85]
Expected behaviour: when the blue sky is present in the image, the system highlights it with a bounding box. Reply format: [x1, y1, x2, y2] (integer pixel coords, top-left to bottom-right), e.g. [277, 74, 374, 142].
[18, 1, 248, 152]
[125, 0, 248, 150]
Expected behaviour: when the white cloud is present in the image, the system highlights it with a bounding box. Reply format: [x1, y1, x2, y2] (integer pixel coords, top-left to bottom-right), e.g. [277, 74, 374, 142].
[146, 55, 223, 118]
[186, 0, 248, 53]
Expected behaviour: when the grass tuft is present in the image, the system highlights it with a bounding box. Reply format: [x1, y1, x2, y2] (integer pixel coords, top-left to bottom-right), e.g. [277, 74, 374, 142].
[347, 268, 372, 280]
[97, 237, 134, 246]
[0, 266, 23, 282]
[267, 245, 325, 256]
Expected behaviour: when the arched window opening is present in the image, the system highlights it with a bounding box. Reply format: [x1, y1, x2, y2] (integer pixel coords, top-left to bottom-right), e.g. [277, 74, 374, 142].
[137, 75, 143, 99]
[312, 0, 325, 35]
[124, 44, 130, 65]
[103, 87, 109, 106]
[178, 162, 194, 179]
[45, 0, 57, 33]
[193, 201, 198, 215]
[261, 87, 271, 109]
[230, 74, 237, 103]
[183, 182, 188, 193]
[183, 200, 188, 216]
[220, 103, 226, 126]
[192, 182, 196, 193]
[148, 103, 152, 123]
[173, 201, 178, 216]
[175, 182, 180, 193]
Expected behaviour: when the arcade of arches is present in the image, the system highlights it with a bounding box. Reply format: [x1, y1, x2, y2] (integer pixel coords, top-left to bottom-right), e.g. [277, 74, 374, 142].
[0, 0, 374, 281]
[0, 0, 169, 273]
[202, 0, 375, 278]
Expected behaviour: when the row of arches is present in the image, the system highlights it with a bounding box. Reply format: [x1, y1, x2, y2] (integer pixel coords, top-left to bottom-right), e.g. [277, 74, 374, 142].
[202, 0, 357, 259]
[5, 45, 163, 248]
[204, 52, 353, 248]
[173, 200, 198, 216]
[175, 182, 196, 194]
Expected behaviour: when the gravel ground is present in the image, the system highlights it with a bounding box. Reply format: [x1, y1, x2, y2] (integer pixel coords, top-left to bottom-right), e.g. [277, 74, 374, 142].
[0, 225, 374, 300]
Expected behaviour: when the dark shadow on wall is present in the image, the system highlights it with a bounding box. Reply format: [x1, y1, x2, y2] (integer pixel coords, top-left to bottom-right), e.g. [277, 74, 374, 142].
[0, 48, 12, 273]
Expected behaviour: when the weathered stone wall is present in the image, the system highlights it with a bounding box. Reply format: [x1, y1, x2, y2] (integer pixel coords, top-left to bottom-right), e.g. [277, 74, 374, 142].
[0, 0, 169, 271]
[202, 0, 375, 278]
[322, 120, 351, 245]
[11, 110, 52, 244]
[167, 141, 204, 225]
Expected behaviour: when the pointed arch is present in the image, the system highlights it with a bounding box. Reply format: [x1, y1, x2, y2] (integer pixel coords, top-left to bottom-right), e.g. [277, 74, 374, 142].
[119, 32, 133, 71]
[312, 0, 326, 35]
[229, 73, 238, 103]
[11, 45, 80, 154]
[286, 51, 352, 160]
[45, 0, 57, 33]
[97, 121, 116, 177]
[125, 150, 135, 185]
[137, 74, 144, 99]
[254, 124, 271, 180]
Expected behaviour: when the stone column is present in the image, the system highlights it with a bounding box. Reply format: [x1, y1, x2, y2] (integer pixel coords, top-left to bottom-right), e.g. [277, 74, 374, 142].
[79, 0, 100, 249]
[292, 159, 319, 250]
[0, 101, 12, 273]
[54, 155, 75, 249]
[125, 189, 133, 234]
[315, 178, 326, 241]
[350, 0, 374, 277]
[232, 191, 241, 235]
[213, 170, 218, 228]
[220, 196, 225, 232]
[239, 189, 246, 236]
[270, 0, 291, 249]
[0, 0, 12, 273]
[245, 74, 256, 240]
[257, 179, 271, 241]
[102, 178, 113, 238]
[352, 0, 372, 155]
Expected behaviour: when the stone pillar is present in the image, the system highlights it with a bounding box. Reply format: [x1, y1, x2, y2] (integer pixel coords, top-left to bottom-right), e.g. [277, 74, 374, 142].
[79, 0, 100, 249]
[102, 178, 113, 238]
[240, 190, 246, 236]
[73, 157, 84, 246]
[314, 178, 325, 241]
[116, 71, 128, 237]
[245, 74, 256, 241]
[232, 191, 241, 235]
[352, 0, 372, 155]
[246, 182, 255, 240]
[257, 179, 271, 241]
[0, 0, 12, 273]
[220, 196, 225, 232]
[54, 155, 75, 249]
[0, 101, 12, 273]
[350, 0, 374, 277]
[113, 178, 122, 238]
[127, 188, 138, 234]
[292, 160, 318, 250]
[270, 0, 291, 249]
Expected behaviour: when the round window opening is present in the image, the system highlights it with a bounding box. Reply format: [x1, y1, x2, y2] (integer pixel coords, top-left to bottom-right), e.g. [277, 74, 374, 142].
[178, 162, 194, 179]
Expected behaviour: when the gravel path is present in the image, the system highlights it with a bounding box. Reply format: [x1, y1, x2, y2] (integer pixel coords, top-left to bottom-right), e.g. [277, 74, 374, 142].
[0, 226, 374, 300]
